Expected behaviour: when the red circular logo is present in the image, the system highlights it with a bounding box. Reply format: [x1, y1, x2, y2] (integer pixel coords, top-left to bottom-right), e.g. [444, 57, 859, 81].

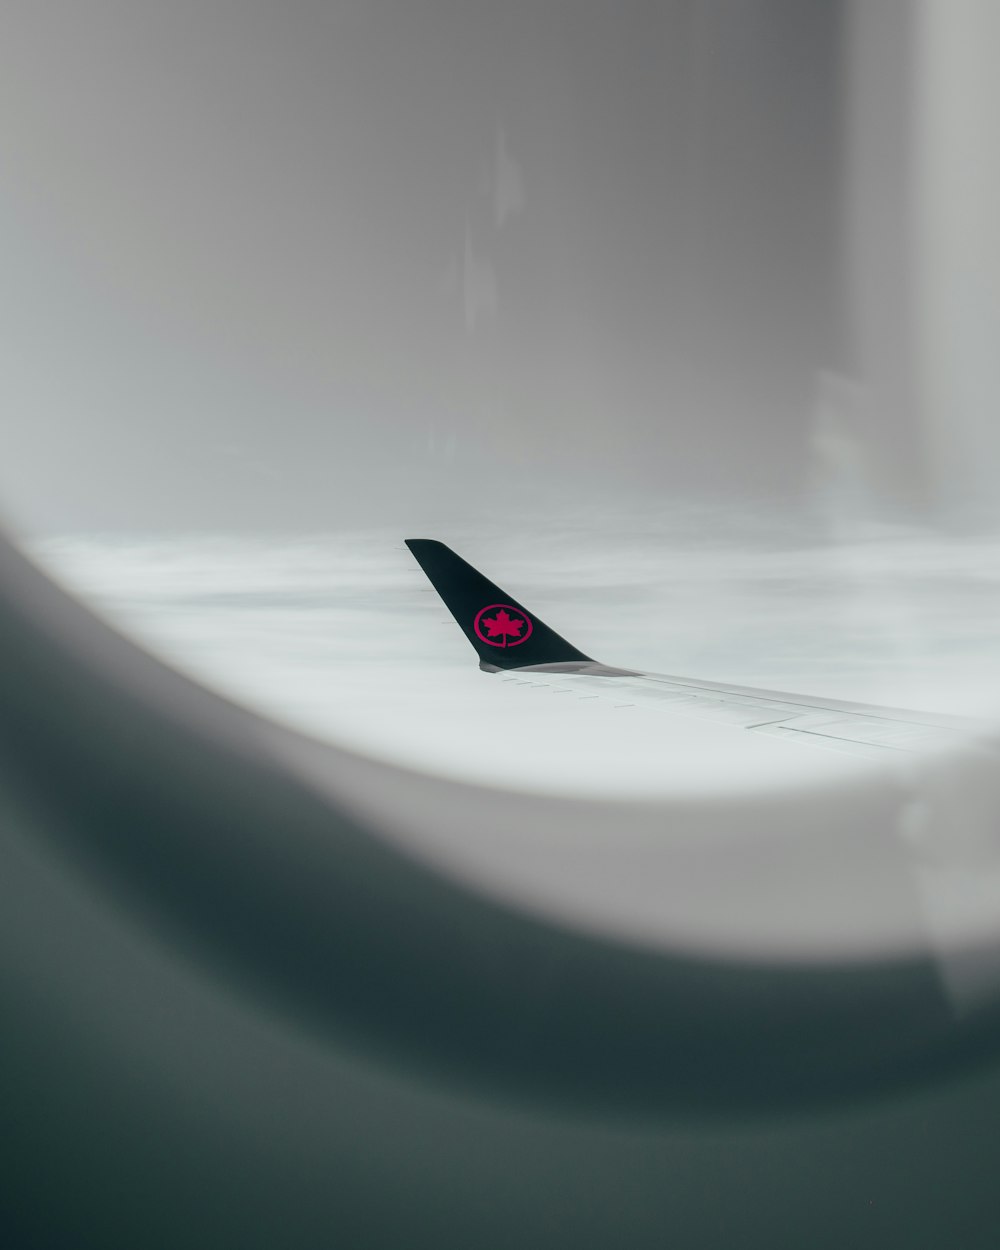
[473, 603, 533, 648]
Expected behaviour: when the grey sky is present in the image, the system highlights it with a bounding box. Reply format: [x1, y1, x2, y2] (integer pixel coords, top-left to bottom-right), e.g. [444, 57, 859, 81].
[1, 1, 848, 532]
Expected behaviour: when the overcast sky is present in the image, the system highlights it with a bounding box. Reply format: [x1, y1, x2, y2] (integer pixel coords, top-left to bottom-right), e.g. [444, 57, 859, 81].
[0, 0, 854, 532]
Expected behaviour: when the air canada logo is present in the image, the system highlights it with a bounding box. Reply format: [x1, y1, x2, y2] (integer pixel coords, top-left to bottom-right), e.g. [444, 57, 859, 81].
[473, 603, 533, 648]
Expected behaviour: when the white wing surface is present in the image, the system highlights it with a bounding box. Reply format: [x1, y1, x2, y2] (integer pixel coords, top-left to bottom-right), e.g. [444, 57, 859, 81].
[405, 539, 980, 759]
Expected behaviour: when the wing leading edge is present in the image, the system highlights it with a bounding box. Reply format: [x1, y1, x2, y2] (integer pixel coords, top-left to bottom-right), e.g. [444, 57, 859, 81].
[405, 538, 978, 758]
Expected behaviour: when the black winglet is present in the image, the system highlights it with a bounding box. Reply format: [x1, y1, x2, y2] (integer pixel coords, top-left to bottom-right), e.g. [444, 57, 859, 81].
[405, 539, 594, 671]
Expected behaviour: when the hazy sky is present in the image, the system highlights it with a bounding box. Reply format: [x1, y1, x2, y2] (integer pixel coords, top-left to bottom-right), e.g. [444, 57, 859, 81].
[1, 1, 848, 532]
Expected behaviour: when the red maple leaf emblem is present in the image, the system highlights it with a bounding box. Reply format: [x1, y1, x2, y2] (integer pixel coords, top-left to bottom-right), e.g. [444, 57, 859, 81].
[482, 608, 524, 641]
[473, 603, 533, 648]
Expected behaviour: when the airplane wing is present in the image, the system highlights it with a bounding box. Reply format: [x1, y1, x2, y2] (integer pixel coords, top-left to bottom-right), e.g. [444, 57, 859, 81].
[405, 538, 976, 759]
